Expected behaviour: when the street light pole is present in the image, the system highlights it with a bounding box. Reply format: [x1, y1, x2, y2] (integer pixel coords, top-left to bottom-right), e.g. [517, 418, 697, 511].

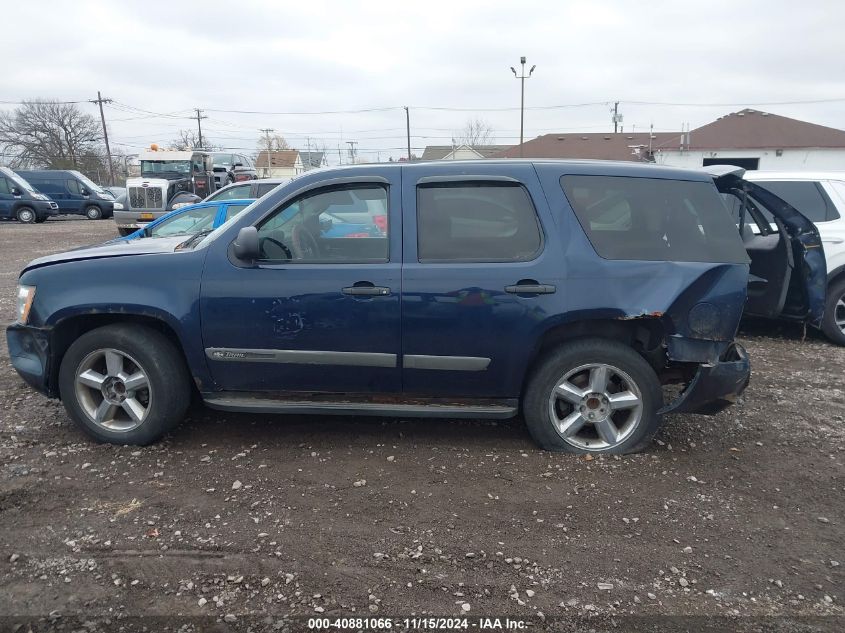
[511, 57, 535, 158]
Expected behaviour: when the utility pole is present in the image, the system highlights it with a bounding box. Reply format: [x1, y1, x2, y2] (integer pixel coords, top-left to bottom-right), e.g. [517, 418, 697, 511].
[510, 57, 535, 158]
[193, 108, 207, 148]
[259, 128, 274, 177]
[346, 140, 358, 164]
[306, 136, 312, 171]
[404, 106, 411, 161]
[91, 91, 114, 185]
[612, 101, 623, 133]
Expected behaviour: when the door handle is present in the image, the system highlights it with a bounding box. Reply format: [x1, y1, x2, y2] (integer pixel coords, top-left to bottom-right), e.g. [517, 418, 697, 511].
[342, 285, 391, 296]
[505, 283, 556, 295]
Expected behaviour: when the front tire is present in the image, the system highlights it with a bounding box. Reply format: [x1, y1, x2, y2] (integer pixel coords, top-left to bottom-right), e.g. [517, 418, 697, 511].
[16, 207, 36, 224]
[822, 278, 845, 346]
[85, 205, 103, 220]
[58, 324, 191, 445]
[523, 338, 663, 454]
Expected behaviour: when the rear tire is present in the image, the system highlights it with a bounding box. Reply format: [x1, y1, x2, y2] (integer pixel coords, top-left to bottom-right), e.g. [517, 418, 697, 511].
[85, 205, 102, 220]
[58, 324, 191, 445]
[821, 278, 845, 346]
[16, 207, 36, 224]
[523, 338, 663, 454]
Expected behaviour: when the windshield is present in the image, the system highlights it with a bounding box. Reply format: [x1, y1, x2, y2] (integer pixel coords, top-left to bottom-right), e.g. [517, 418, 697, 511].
[141, 160, 192, 176]
[70, 170, 106, 194]
[150, 207, 217, 237]
[212, 153, 233, 167]
[8, 172, 37, 193]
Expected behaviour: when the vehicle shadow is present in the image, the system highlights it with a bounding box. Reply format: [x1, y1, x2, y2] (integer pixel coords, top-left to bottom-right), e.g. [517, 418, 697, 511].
[172, 405, 536, 450]
[738, 315, 830, 343]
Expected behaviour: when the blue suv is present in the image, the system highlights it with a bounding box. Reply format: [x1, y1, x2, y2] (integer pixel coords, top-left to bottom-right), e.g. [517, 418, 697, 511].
[7, 160, 756, 454]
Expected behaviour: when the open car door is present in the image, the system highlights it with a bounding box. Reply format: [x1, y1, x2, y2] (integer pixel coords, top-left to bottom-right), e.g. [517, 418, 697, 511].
[707, 166, 826, 327]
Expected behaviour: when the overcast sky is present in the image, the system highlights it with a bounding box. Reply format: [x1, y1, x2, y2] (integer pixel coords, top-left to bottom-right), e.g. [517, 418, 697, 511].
[2, 0, 844, 164]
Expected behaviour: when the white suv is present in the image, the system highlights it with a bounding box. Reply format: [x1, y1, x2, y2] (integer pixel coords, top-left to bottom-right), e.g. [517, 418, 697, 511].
[743, 171, 845, 344]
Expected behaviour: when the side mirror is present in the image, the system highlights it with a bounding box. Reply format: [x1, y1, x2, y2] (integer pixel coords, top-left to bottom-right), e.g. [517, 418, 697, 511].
[11, 187, 21, 196]
[80, 187, 89, 196]
[233, 226, 260, 261]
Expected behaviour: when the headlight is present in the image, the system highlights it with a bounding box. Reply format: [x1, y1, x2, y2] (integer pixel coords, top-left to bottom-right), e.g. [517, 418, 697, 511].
[16, 285, 36, 324]
[114, 202, 124, 210]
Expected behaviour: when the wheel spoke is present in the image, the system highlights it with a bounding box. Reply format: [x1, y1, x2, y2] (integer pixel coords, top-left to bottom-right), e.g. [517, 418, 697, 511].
[104, 350, 123, 377]
[557, 411, 587, 438]
[94, 400, 117, 423]
[122, 398, 146, 423]
[589, 365, 609, 393]
[123, 371, 148, 392]
[77, 369, 106, 390]
[555, 381, 586, 405]
[594, 418, 620, 445]
[608, 390, 640, 410]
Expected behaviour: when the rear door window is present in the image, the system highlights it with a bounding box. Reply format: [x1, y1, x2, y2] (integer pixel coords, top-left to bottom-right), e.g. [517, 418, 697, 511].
[751, 180, 837, 222]
[416, 183, 543, 263]
[211, 184, 251, 201]
[561, 175, 749, 263]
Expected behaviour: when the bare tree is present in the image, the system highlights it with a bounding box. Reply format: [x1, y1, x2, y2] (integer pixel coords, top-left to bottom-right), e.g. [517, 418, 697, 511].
[256, 133, 291, 153]
[0, 100, 103, 169]
[457, 118, 494, 146]
[170, 129, 217, 151]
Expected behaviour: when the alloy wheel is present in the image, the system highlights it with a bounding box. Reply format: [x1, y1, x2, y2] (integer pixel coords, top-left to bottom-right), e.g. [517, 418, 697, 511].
[74, 348, 151, 432]
[547, 363, 643, 451]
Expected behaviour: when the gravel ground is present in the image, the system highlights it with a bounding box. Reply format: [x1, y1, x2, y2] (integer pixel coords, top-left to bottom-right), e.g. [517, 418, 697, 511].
[0, 218, 842, 632]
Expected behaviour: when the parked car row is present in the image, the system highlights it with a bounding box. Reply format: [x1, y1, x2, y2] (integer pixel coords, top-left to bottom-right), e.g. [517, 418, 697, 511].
[0, 167, 112, 223]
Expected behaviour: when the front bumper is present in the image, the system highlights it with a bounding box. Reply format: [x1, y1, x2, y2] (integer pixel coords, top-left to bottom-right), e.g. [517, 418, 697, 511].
[659, 343, 750, 416]
[114, 208, 166, 229]
[6, 322, 53, 397]
[34, 200, 59, 216]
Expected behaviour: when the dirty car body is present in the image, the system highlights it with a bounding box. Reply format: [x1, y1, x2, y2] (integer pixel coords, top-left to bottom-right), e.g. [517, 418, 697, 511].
[7, 160, 752, 454]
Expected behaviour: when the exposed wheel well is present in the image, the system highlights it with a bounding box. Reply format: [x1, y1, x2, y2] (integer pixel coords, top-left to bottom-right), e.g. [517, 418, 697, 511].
[523, 318, 667, 390]
[49, 314, 193, 398]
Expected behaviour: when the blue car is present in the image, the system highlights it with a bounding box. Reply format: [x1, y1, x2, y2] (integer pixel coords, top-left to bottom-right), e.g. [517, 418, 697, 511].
[8, 160, 766, 455]
[120, 199, 257, 240]
[122, 199, 379, 241]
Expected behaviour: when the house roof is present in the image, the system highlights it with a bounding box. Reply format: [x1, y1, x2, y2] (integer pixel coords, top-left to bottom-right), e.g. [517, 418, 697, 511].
[491, 132, 681, 161]
[421, 144, 514, 160]
[256, 150, 300, 168]
[666, 108, 845, 151]
[300, 151, 324, 168]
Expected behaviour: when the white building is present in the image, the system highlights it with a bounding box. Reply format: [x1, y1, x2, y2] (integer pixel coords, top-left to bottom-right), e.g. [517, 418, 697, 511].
[655, 109, 845, 171]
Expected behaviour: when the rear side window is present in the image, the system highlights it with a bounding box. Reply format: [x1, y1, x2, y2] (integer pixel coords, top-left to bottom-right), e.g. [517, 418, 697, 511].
[752, 181, 837, 222]
[416, 183, 542, 263]
[561, 175, 749, 264]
